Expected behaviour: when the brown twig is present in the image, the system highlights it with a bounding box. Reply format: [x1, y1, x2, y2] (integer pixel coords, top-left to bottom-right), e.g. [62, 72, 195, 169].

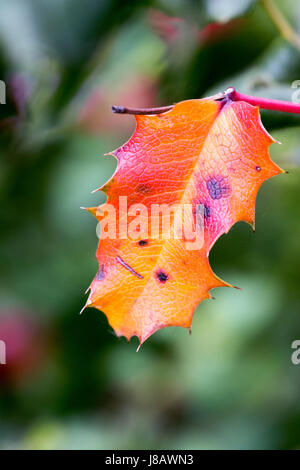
[112, 93, 226, 115]
[112, 105, 174, 115]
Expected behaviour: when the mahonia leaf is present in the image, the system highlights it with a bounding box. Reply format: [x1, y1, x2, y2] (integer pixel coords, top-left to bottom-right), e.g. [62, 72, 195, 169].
[82, 95, 283, 346]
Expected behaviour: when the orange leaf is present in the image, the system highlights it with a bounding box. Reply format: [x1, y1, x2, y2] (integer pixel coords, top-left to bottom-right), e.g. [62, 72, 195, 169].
[82, 96, 284, 346]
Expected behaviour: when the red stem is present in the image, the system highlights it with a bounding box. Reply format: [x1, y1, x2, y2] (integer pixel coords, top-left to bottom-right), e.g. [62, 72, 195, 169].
[228, 87, 300, 114]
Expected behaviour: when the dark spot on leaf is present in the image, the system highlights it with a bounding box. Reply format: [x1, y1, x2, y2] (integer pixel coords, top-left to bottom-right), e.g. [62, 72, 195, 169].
[204, 205, 211, 219]
[137, 184, 151, 194]
[207, 177, 230, 200]
[96, 265, 105, 281]
[193, 203, 211, 221]
[138, 240, 148, 246]
[256, 166, 261, 172]
[156, 270, 169, 283]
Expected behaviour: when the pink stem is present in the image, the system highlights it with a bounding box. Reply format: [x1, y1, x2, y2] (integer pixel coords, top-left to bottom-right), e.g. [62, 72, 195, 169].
[228, 87, 300, 114]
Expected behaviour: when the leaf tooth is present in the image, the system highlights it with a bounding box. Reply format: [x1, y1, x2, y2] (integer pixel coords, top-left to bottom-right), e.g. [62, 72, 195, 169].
[210, 272, 233, 289]
[245, 218, 256, 232]
[80, 206, 99, 219]
[85, 285, 91, 295]
[239, 212, 256, 231]
[137, 325, 164, 349]
[104, 150, 118, 158]
[91, 186, 103, 194]
[79, 297, 92, 315]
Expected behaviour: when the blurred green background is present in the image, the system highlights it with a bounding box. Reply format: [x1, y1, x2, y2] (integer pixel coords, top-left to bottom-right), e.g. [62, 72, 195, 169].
[0, 0, 300, 450]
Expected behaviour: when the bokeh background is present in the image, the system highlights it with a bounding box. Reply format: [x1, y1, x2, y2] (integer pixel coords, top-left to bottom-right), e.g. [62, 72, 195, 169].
[0, 0, 300, 450]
